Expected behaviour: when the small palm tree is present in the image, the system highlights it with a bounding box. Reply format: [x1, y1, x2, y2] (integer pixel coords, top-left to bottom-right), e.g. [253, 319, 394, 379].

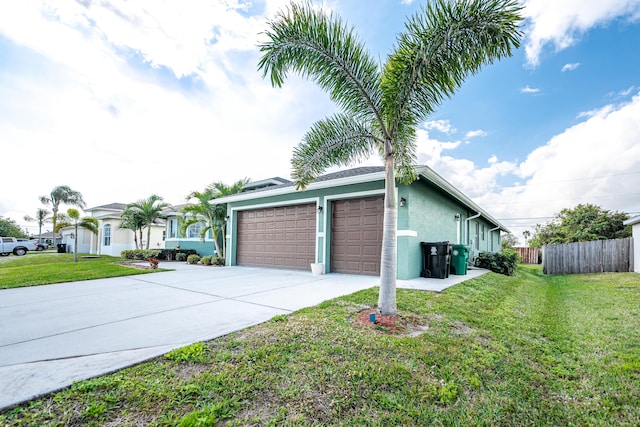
[125, 195, 170, 249]
[180, 179, 249, 258]
[24, 208, 53, 245]
[56, 208, 98, 262]
[259, 0, 522, 315]
[119, 209, 144, 249]
[40, 186, 86, 240]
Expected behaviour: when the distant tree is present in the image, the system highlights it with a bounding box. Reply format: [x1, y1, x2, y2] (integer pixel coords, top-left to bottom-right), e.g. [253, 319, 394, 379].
[124, 195, 169, 249]
[0, 216, 27, 238]
[40, 185, 86, 240]
[56, 208, 98, 262]
[529, 204, 631, 247]
[180, 179, 248, 258]
[501, 233, 519, 250]
[522, 230, 531, 247]
[24, 208, 53, 243]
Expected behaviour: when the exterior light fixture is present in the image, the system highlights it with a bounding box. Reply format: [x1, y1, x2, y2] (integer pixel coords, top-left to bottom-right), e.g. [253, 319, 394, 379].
[317, 206, 323, 214]
[399, 197, 406, 207]
[455, 213, 461, 221]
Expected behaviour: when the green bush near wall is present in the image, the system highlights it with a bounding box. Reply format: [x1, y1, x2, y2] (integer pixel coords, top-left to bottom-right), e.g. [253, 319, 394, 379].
[121, 250, 161, 260]
[475, 250, 519, 276]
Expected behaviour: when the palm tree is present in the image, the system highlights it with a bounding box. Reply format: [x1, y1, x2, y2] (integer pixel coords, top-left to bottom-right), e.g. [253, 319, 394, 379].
[125, 195, 169, 249]
[119, 209, 144, 249]
[259, 0, 522, 315]
[40, 185, 86, 243]
[56, 208, 98, 262]
[24, 208, 53, 245]
[180, 179, 249, 258]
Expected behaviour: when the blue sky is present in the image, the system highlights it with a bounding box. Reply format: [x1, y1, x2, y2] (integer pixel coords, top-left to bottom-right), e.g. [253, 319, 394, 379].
[1, 0, 640, 243]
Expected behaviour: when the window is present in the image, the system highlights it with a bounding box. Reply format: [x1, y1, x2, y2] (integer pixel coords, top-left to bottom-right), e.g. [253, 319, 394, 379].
[481, 225, 485, 240]
[104, 224, 111, 246]
[168, 219, 177, 239]
[162, 231, 166, 241]
[187, 222, 204, 239]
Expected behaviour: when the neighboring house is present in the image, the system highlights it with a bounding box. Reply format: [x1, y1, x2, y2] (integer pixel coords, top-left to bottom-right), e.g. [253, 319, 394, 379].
[213, 166, 508, 279]
[623, 215, 639, 272]
[61, 203, 166, 256]
[163, 204, 219, 257]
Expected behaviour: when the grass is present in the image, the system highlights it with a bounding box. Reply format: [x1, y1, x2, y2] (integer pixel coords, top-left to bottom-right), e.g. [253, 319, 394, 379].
[0, 252, 167, 289]
[1, 265, 639, 425]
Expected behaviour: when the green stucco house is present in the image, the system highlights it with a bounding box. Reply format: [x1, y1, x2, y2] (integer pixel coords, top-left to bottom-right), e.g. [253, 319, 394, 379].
[213, 166, 508, 280]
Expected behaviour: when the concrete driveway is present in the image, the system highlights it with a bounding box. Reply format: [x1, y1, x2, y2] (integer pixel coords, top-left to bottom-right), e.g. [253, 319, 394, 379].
[0, 262, 487, 410]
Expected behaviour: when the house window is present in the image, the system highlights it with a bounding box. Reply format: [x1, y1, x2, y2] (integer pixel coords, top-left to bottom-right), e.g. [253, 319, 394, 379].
[169, 219, 177, 239]
[104, 224, 111, 246]
[162, 231, 166, 241]
[187, 222, 204, 239]
[481, 225, 485, 241]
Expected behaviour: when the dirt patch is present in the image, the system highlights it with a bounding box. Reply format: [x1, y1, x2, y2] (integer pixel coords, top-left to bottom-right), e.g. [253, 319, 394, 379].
[114, 262, 157, 270]
[353, 309, 427, 336]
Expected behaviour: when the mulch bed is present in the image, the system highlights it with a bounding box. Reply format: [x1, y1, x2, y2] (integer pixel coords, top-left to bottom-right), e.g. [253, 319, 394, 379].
[353, 309, 426, 336]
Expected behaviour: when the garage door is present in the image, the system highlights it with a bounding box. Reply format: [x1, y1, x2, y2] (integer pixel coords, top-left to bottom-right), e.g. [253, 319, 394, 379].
[236, 203, 316, 270]
[331, 196, 384, 275]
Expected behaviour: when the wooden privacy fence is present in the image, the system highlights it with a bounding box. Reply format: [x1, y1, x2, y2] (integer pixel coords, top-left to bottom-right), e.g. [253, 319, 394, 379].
[514, 247, 540, 264]
[543, 237, 633, 274]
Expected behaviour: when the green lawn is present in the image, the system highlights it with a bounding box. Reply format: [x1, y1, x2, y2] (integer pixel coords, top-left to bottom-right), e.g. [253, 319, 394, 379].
[0, 253, 166, 289]
[2, 265, 639, 426]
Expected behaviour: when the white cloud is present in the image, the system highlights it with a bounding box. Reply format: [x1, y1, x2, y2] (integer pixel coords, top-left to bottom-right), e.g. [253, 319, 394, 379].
[423, 120, 456, 134]
[522, 0, 640, 66]
[476, 91, 640, 238]
[521, 85, 541, 94]
[0, 0, 337, 227]
[561, 62, 580, 72]
[465, 129, 487, 139]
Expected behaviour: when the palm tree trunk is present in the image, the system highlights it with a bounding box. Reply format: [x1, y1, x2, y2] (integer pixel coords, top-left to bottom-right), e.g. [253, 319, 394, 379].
[378, 152, 398, 316]
[211, 229, 222, 257]
[146, 227, 151, 250]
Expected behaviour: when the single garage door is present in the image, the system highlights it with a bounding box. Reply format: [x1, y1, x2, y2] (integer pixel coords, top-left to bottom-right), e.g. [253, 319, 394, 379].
[236, 203, 316, 270]
[331, 196, 384, 275]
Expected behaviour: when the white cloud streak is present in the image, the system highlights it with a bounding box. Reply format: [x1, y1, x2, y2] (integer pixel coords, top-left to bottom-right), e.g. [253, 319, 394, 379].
[522, 0, 640, 66]
[561, 63, 580, 72]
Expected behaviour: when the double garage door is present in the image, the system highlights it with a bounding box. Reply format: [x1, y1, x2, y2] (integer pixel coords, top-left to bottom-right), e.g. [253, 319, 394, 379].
[235, 196, 384, 275]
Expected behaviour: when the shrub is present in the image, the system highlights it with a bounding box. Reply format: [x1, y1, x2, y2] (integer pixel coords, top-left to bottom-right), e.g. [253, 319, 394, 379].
[474, 250, 519, 276]
[187, 254, 200, 265]
[155, 248, 197, 260]
[148, 258, 159, 269]
[176, 252, 187, 262]
[201, 255, 213, 266]
[212, 256, 225, 266]
[121, 249, 161, 260]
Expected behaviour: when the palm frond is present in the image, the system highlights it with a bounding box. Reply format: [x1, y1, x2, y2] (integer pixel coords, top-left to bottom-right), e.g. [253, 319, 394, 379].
[258, 1, 382, 124]
[291, 114, 380, 189]
[383, 0, 522, 132]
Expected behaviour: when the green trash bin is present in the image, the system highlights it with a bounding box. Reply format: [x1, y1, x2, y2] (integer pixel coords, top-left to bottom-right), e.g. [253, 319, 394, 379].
[450, 244, 470, 275]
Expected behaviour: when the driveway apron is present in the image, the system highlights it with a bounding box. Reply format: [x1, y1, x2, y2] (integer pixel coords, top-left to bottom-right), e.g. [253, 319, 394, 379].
[0, 264, 378, 410]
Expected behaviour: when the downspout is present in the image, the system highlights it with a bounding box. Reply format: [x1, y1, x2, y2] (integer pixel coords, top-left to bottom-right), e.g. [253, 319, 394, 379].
[489, 226, 500, 252]
[465, 212, 481, 246]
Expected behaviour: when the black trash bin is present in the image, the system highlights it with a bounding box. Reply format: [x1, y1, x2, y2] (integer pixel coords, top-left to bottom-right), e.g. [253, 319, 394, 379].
[421, 242, 452, 279]
[57, 243, 67, 253]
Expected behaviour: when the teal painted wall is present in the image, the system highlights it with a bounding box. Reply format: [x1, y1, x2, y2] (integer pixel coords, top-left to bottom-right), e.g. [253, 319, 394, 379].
[397, 180, 467, 279]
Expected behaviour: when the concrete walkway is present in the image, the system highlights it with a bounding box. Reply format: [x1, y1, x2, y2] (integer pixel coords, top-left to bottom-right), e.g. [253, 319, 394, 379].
[0, 263, 487, 410]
